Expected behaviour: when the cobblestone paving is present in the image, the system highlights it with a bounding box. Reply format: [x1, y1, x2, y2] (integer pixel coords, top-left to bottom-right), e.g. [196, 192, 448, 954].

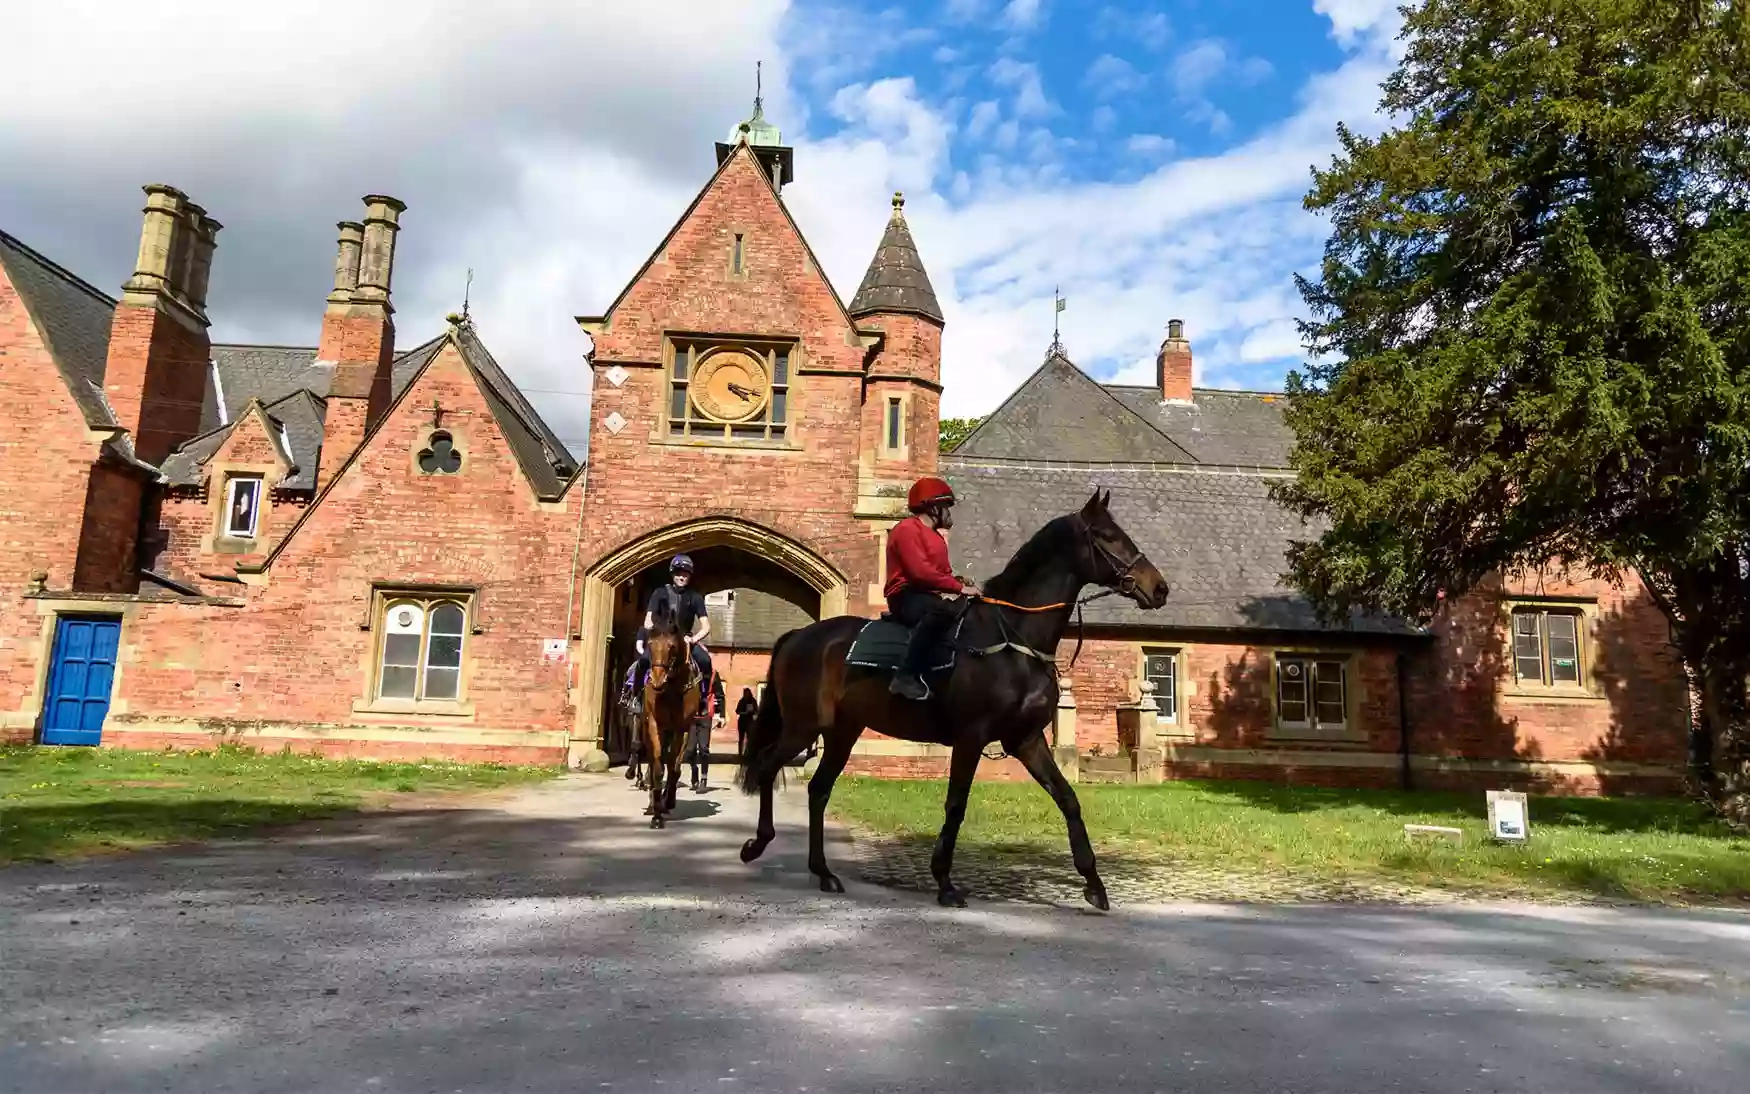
[837, 828, 1584, 907]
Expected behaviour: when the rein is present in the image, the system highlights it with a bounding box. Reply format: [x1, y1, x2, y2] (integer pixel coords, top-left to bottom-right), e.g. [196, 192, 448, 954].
[969, 517, 1147, 669]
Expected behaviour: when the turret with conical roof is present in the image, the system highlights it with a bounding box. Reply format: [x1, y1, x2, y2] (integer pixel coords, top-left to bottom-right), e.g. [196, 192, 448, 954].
[853, 191, 945, 488]
[849, 192, 943, 324]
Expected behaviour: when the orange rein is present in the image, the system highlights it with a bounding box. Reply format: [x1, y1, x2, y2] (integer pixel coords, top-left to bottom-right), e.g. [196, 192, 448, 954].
[975, 595, 1068, 613]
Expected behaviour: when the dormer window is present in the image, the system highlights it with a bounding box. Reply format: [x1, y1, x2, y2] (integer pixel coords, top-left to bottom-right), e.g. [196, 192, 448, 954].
[224, 475, 262, 539]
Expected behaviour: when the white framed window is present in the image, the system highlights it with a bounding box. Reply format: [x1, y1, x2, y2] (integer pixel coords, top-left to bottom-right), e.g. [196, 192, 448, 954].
[223, 476, 263, 539]
[1512, 608, 1584, 686]
[1276, 655, 1347, 733]
[885, 396, 904, 452]
[378, 596, 468, 702]
[1142, 647, 1177, 721]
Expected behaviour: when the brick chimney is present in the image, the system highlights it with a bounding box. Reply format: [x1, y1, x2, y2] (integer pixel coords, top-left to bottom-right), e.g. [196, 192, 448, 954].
[104, 184, 219, 464]
[1156, 318, 1193, 404]
[316, 196, 404, 486]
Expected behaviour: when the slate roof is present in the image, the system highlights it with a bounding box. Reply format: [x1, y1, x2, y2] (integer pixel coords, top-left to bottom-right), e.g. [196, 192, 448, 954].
[941, 459, 1417, 637]
[450, 324, 578, 498]
[847, 198, 944, 323]
[707, 587, 815, 650]
[954, 347, 1195, 464]
[1105, 385, 1295, 468]
[0, 229, 119, 428]
[202, 345, 324, 433]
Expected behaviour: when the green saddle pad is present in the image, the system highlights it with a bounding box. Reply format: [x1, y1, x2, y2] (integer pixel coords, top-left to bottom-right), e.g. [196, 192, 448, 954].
[845, 617, 959, 674]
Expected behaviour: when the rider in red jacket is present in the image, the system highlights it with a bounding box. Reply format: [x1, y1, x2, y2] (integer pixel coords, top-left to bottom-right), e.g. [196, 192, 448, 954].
[886, 476, 979, 700]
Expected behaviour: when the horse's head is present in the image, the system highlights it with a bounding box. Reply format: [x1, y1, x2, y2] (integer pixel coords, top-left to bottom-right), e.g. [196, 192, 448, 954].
[1078, 488, 1170, 609]
[645, 602, 688, 692]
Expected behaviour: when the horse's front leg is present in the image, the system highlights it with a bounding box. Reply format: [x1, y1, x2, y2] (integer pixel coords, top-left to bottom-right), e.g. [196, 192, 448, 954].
[931, 738, 984, 907]
[1011, 728, 1108, 911]
[804, 728, 859, 893]
[644, 711, 666, 827]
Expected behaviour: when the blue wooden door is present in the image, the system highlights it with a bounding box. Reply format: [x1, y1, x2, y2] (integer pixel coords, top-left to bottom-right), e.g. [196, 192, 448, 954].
[41, 616, 121, 746]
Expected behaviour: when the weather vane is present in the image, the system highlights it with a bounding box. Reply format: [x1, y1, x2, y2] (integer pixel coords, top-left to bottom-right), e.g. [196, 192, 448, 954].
[755, 60, 763, 111]
[1051, 286, 1066, 352]
[462, 267, 473, 322]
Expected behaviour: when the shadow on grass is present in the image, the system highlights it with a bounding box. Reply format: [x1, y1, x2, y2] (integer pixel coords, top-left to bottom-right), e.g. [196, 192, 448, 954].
[1184, 778, 1728, 837]
[0, 799, 360, 865]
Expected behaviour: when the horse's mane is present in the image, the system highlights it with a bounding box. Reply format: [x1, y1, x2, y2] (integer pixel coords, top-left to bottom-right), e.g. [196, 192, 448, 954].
[981, 514, 1077, 601]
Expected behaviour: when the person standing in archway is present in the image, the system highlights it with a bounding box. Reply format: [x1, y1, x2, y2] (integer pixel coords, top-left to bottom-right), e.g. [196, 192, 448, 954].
[887, 477, 980, 700]
[643, 554, 712, 703]
[735, 687, 759, 755]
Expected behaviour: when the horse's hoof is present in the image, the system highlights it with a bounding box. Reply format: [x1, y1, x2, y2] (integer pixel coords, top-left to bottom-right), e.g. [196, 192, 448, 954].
[1084, 883, 1110, 912]
[937, 887, 967, 908]
[739, 838, 768, 864]
[818, 874, 845, 894]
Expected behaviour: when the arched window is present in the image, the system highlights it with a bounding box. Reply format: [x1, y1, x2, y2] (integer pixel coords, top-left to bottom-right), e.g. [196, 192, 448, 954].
[378, 597, 468, 701]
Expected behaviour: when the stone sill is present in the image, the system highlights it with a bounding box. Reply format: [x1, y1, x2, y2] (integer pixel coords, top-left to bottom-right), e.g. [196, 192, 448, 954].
[1501, 688, 1604, 705]
[351, 698, 476, 720]
[1264, 728, 1371, 748]
[652, 436, 799, 455]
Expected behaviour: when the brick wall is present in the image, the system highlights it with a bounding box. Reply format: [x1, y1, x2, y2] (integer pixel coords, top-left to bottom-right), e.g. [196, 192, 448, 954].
[584, 146, 887, 602]
[72, 464, 144, 593]
[103, 301, 210, 465]
[103, 342, 581, 749]
[150, 409, 303, 590]
[0, 266, 114, 727]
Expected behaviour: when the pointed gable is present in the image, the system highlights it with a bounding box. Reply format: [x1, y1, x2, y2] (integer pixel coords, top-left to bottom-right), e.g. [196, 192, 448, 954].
[848, 194, 943, 323]
[0, 229, 119, 429]
[954, 347, 1198, 464]
[584, 142, 865, 362]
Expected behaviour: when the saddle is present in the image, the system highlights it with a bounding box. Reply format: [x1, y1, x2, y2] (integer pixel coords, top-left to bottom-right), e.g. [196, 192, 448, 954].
[845, 615, 962, 683]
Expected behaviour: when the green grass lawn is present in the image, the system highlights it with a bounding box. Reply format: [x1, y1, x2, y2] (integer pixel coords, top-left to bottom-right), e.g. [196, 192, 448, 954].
[829, 776, 1750, 904]
[0, 745, 557, 865]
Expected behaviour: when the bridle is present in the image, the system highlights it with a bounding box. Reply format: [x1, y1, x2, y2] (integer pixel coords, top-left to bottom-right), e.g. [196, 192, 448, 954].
[971, 514, 1153, 669]
[644, 634, 689, 697]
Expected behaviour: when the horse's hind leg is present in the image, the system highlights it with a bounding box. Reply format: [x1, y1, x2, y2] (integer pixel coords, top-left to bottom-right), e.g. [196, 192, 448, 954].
[931, 739, 984, 908]
[739, 721, 818, 864]
[1011, 728, 1108, 911]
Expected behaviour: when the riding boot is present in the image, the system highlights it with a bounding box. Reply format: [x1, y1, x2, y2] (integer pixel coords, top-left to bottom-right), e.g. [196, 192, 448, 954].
[890, 607, 948, 701]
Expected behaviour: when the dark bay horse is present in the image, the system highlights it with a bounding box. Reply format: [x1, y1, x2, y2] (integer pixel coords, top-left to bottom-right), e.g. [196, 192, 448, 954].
[737, 489, 1170, 909]
[642, 604, 699, 827]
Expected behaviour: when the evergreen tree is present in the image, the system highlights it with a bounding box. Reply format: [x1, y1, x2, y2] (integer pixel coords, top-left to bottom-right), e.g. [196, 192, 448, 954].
[1278, 0, 1750, 816]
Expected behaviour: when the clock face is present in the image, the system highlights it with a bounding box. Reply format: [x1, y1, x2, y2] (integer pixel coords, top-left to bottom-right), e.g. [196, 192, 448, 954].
[691, 349, 771, 423]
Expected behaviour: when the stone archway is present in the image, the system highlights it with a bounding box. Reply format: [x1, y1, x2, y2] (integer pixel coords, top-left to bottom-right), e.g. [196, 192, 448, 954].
[569, 517, 849, 767]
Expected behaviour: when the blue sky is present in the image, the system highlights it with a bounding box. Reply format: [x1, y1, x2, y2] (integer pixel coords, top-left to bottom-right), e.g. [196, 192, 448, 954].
[2, 0, 1403, 438]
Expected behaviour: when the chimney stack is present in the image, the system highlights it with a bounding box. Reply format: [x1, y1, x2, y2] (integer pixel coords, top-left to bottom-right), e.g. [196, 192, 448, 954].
[104, 183, 215, 464]
[327, 221, 364, 303]
[1156, 318, 1193, 404]
[316, 195, 405, 487]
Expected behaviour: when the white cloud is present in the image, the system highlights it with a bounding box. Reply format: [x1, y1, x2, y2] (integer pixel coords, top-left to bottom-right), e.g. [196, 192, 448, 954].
[1172, 40, 1230, 98]
[1125, 134, 1176, 157]
[1093, 6, 1172, 50]
[1000, 0, 1045, 31]
[987, 58, 1054, 119]
[1084, 54, 1145, 100]
[966, 100, 1002, 140]
[1314, 0, 1404, 46]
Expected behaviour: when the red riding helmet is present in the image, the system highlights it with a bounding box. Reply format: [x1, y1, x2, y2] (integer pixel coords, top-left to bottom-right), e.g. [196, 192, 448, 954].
[907, 476, 956, 512]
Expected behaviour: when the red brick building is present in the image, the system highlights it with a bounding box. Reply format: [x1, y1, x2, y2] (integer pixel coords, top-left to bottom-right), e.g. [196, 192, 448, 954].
[0, 107, 1690, 791]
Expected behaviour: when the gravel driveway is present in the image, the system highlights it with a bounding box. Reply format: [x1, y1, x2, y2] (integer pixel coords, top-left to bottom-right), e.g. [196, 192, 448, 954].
[4, 773, 1749, 1093]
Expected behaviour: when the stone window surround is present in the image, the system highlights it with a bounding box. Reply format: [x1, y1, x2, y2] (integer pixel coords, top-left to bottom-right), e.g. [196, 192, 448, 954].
[223, 474, 264, 539]
[353, 586, 479, 719]
[879, 390, 912, 462]
[1132, 644, 1188, 737]
[1500, 596, 1602, 702]
[409, 423, 470, 476]
[1267, 647, 1367, 744]
[655, 334, 800, 450]
[202, 460, 282, 556]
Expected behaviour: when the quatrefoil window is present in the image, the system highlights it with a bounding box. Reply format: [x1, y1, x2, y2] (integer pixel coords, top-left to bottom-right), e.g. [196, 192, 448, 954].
[418, 431, 462, 474]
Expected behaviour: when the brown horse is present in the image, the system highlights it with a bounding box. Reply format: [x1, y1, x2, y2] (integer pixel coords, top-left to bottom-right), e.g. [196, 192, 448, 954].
[738, 489, 1170, 909]
[642, 602, 699, 827]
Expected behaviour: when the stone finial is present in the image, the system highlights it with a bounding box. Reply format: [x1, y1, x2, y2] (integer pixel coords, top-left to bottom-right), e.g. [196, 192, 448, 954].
[892, 191, 905, 213]
[27, 570, 47, 595]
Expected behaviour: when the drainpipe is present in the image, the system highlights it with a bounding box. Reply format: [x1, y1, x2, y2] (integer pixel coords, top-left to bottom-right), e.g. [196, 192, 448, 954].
[1397, 651, 1413, 791]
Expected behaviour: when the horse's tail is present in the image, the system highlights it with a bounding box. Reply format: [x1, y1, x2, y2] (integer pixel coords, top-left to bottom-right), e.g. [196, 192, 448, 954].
[739, 629, 796, 795]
